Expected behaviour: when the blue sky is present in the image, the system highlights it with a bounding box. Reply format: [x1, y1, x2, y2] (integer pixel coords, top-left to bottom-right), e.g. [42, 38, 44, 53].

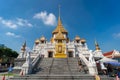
[0, 0, 120, 53]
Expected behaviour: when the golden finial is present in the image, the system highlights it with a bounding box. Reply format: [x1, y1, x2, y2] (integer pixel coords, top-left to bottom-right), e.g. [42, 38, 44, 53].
[95, 40, 100, 51]
[23, 41, 26, 47]
[21, 41, 26, 51]
[58, 5, 62, 26]
[58, 5, 61, 18]
[95, 39, 98, 46]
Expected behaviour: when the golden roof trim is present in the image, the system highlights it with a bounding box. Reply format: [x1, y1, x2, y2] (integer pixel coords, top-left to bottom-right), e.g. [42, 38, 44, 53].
[54, 28, 66, 40]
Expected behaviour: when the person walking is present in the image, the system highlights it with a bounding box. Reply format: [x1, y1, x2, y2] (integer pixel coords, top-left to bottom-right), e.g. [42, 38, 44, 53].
[100, 62, 107, 75]
[107, 63, 113, 77]
[2, 74, 5, 80]
[117, 68, 120, 80]
[79, 64, 83, 72]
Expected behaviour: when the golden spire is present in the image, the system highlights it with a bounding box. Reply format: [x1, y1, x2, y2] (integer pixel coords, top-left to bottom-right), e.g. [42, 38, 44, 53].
[58, 15, 62, 26]
[59, 5, 60, 17]
[23, 41, 26, 48]
[58, 5, 62, 26]
[21, 41, 26, 51]
[52, 5, 67, 34]
[95, 40, 100, 51]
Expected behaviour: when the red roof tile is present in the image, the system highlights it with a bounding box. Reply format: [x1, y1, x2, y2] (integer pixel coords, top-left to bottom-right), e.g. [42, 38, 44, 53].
[103, 51, 114, 56]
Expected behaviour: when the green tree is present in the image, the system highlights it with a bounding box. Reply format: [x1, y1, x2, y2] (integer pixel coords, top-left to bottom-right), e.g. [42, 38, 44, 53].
[0, 47, 18, 63]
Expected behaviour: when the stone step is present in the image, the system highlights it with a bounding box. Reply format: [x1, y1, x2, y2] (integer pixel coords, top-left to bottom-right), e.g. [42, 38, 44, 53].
[33, 58, 88, 75]
[11, 58, 115, 80]
[10, 75, 95, 80]
[10, 75, 115, 80]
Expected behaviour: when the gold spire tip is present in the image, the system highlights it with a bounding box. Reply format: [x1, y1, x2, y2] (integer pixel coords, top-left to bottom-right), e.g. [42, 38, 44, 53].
[58, 5, 61, 17]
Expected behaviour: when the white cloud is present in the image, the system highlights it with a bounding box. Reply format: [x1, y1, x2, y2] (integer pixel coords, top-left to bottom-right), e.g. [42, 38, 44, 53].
[6, 32, 21, 38]
[16, 18, 33, 27]
[113, 33, 120, 38]
[0, 17, 17, 29]
[0, 17, 33, 29]
[33, 11, 57, 26]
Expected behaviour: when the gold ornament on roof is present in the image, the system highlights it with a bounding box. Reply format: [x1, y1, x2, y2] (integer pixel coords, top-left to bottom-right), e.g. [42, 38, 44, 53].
[55, 28, 66, 40]
[40, 35, 46, 41]
[95, 40, 100, 50]
[35, 39, 40, 44]
[50, 37, 54, 43]
[81, 38, 86, 43]
[75, 35, 80, 40]
[21, 41, 26, 51]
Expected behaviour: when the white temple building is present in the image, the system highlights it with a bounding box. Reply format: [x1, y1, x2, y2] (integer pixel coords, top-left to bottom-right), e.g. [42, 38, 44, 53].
[16, 10, 105, 75]
[18, 15, 104, 59]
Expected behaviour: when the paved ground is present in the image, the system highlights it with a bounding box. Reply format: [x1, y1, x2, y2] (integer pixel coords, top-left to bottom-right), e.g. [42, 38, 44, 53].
[0, 72, 116, 80]
[0, 76, 13, 80]
[0, 72, 13, 80]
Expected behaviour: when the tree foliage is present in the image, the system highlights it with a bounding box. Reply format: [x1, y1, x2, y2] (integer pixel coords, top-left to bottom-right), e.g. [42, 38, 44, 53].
[0, 47, 18, 63]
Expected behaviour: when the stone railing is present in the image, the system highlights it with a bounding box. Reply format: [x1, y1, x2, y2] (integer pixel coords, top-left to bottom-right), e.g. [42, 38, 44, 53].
[32, 54, 40, 67]
[20, 53, 40, 75]
[79, 54, 89, 66]
[78, 54, 98, 75]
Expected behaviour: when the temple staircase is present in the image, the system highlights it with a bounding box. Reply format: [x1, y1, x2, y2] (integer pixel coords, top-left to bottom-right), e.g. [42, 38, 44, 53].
[10, 58, 114, 80]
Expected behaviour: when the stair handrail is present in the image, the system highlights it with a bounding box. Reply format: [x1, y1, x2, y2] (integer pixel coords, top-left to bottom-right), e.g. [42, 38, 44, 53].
[78, 53, 98, 75]
[32, 54, 40, 67]
[20, 53, 40, 75]
[79, 54, 90, 66]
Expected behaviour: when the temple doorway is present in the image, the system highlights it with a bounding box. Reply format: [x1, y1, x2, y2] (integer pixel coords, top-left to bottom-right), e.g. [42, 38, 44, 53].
[68, 51, 73, 57]
[48, 51, 53, 58]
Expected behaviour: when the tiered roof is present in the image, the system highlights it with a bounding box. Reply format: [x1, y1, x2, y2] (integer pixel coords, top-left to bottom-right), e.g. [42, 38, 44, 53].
[52, 16, 67, 34]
